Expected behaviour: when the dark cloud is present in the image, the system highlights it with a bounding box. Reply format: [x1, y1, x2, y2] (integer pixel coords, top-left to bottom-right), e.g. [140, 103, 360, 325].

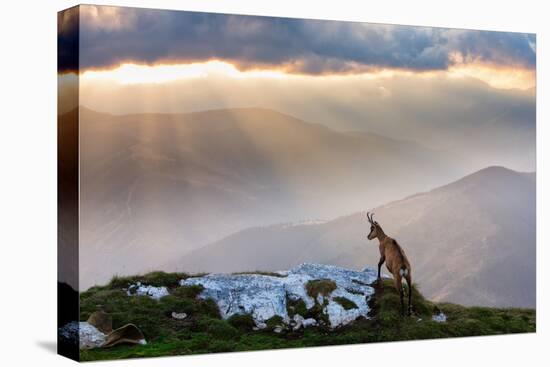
[61, 5, 536, 74]
[57, 6, 79, 73]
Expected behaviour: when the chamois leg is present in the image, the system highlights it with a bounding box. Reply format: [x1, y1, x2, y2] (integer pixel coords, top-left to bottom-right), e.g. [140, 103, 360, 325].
[405, 273, 412, 316]
[393, 274, 404, 316]
[377, 256, 385, 284]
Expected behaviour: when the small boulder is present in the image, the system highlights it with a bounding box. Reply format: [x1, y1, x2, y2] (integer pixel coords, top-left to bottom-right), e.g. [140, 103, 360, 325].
[302, 318, 317, 328]
[127, 283, 169, 300]
[59, 321, 106, 350]
[432, 312, 447, 323]
[254, 321, 268, 330]
[292, 314, 305, 331]
[171, 312, 187, 320]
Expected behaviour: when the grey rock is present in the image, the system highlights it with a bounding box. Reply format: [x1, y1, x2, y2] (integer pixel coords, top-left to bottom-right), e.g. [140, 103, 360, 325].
[292, 314, 305, 330]
[127, 284, 169, 300]
[181, 263, 376, 328]
[59, 321, 106, 350]
[255, 321, 268, 330]
[432, 312, 447, 323]
[302, 318, 318, 328]
[171, 312, 187, 320]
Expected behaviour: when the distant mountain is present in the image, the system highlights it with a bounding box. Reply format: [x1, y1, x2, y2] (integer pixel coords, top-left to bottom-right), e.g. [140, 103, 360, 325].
[77, 107, 466, 288]
[175, 166, 535, 308]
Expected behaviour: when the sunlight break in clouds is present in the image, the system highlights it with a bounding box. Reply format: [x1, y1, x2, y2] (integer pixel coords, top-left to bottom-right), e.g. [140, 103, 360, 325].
[447, 63, 535, 90]
[81, 61, 288, 85]
[80, 59, 535, 90]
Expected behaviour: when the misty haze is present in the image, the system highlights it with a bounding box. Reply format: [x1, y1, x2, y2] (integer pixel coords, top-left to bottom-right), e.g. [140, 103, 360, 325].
[58, 6, 537, 311]
[75, 105, 536, 309]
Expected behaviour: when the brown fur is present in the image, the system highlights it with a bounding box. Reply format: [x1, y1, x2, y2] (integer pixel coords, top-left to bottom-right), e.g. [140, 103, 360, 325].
[367, 213, 413, 315]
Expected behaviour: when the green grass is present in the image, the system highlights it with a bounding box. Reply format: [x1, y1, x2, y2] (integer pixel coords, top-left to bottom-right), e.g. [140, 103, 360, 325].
[106, 271, 191, 289]
[227, 314, 256, 331]
[334, 296, 359, 310]
[286, 297, 308, 318]
[80, 275, 535, 361]
[265, 315, 285, 329]
[306, 279, 337, 298]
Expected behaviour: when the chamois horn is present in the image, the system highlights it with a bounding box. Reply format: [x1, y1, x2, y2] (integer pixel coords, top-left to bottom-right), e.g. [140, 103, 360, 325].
[366, 212, 374, 224]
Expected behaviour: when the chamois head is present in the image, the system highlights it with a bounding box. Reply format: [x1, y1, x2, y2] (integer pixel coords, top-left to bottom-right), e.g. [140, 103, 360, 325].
[366, 212, 382, 240]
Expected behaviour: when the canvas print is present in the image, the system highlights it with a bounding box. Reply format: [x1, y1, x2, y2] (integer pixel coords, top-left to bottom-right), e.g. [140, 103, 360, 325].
[57, 4, 536, 362]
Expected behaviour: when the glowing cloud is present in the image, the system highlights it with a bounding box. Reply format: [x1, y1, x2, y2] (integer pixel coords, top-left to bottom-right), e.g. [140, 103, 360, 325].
[80, 59, 535, 90]
[448, 63, 535, 90]
[81, 61, 292, 85]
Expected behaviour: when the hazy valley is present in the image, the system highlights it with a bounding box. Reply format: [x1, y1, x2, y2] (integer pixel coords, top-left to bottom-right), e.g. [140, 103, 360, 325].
[77, 107, 472, 289]
[174, 166, 535, 308]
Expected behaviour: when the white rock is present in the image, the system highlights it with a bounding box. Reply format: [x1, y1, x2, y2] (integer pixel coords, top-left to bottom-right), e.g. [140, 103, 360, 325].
[432, 312, 447, 323]
[293, 314, 305, 323]
[316, 294, 325, 305]
[293, 314, 305, 330]
[171, 312, 187, 320]
[180, 263, 377, 329]
[302, 318, 317, 328]
[127, 284, 170, 300]
[255, 321, 268, 330]
[273, 326, 284, 333]
[59, 321, 106, 349]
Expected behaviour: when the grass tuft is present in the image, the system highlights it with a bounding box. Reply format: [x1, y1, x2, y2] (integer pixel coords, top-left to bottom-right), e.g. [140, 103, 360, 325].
[106, 271, 191, 290]
[333, 296, 358, 310]
[265, 315, 285, 329]
[306, 279, 337, 299]
[227, 314, 256, 331]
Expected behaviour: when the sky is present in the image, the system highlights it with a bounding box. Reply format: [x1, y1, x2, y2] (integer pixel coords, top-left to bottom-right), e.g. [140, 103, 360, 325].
[59, 5, 536, 171]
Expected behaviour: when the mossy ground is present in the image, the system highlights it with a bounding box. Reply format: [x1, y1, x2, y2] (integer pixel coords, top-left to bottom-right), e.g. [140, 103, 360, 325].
[80, 274, 535, 361]
[333, 296, 359, 310]
[306, 279, 337, 299]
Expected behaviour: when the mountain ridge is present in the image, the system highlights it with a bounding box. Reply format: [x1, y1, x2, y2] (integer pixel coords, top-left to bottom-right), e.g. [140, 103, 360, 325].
[174, 165, 536, 308]
[77, 106, 467, 289]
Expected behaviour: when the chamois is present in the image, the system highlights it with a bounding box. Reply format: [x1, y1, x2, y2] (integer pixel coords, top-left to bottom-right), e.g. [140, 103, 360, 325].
[366, 212, 412, 316]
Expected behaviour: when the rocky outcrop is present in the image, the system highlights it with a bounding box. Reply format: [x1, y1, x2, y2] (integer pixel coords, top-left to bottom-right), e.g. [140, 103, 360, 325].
[63, 263, 378, 350]
[181, 263, 377, 328]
